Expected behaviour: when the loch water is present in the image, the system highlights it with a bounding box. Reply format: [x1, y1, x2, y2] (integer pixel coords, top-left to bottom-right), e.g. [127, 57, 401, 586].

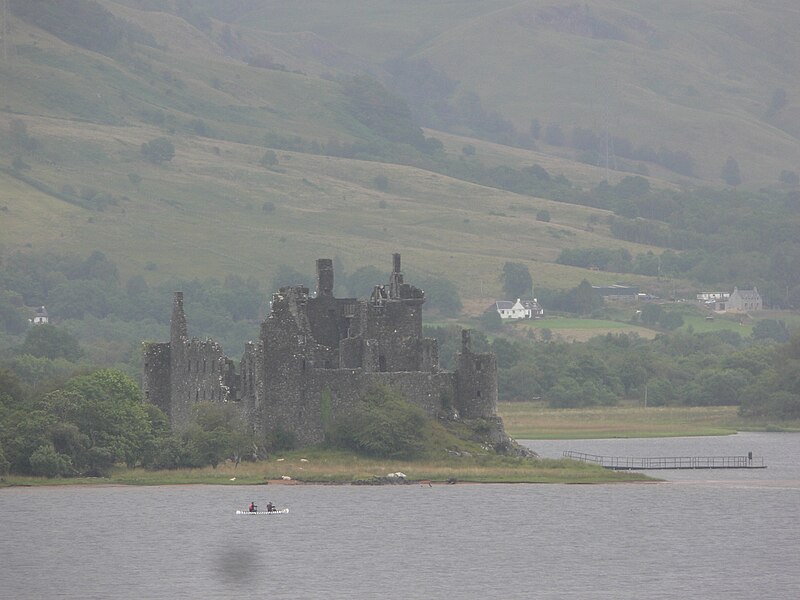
[1, 432, 799, 599]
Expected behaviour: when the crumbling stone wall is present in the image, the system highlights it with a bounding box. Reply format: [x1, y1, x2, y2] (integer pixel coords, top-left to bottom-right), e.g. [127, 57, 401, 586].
[456, 330, 498, 418]
[142, 253, 500, 443]
[142, 342, 170, 414]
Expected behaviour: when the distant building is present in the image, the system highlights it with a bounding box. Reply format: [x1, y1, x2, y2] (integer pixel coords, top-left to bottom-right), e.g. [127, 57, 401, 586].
[495, 298, 543, 320]
[697, 292, 730, 302]
[30, 306, 49, 325]
[718, 287, 762, 312]
[592, 285, 639, 302]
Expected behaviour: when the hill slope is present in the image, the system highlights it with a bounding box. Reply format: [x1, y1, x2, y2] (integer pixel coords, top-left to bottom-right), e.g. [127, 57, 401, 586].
[1, 0, 798, 307]
[197, 0, 800, 185]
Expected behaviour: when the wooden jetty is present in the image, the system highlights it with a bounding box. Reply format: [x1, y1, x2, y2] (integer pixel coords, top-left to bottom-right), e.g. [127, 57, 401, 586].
[563, 450, 766, 470]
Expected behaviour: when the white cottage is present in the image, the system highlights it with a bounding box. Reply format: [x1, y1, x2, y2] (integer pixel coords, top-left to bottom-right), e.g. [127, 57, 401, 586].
[30, 306, 49, 325]
[495, 298, 544, 320]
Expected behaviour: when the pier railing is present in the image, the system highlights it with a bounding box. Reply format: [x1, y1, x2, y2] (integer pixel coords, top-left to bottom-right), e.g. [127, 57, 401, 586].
[562, 450, 766, 470]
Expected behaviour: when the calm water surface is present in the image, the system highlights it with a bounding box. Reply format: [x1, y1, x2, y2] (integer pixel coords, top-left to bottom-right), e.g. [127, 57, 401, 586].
[1, 433, 798, 599]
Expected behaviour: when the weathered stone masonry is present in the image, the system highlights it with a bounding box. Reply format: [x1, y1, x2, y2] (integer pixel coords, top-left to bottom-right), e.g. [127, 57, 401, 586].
[143, 254, 500, 446]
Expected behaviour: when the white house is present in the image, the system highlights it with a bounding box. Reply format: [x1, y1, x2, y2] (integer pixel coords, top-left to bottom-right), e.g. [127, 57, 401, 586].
[495, 298, 544, 320]
[697, 292, 730, 302]
[30, 306, 49, 325]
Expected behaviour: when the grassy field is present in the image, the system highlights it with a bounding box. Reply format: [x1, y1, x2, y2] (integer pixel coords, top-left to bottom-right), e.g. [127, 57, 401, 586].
[505, 317, 658, 342]
[0, 448, 650, 487]
[498, 403, 800, 439]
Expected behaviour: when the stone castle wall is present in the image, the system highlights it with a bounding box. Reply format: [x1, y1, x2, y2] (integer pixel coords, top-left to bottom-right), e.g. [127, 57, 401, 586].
[142, 253, 500, 444]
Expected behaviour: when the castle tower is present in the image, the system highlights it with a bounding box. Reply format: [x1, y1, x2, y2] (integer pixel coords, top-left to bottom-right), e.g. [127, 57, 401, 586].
[171, 291, 187, 344]
[456, 329, 498, 418]
[389, 252, 403, 299]
[316, 258, 334, 297]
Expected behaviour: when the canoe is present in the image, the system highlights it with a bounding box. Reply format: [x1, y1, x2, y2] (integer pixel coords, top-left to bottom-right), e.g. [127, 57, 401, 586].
[236, 508, 289, 515]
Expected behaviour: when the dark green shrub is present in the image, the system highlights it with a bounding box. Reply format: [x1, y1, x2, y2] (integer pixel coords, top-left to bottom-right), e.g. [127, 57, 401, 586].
[29, 444, 72, 478]
[333, 385, 427, 458]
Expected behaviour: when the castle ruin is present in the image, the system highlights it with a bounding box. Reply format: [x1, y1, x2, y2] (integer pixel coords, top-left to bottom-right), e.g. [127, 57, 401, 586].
[143, 253, 500, 446]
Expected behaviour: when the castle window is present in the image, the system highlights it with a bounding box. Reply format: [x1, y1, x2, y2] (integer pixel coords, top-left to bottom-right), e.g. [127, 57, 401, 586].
[196, 390, 199, 401]
[145, 390, 149, 399]
[476, 390, 482, 398]
[203, 389, 206, 400]
[379, 355, 387, 372]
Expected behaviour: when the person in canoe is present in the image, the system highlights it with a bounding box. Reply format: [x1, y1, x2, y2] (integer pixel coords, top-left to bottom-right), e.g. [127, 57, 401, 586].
[249, 501, 257, 513]
[266, 502, 275, 512]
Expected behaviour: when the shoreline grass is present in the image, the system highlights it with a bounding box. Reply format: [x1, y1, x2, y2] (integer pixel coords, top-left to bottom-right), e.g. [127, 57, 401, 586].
[0, 449, 650, 488]
[499, 402, 800, 439]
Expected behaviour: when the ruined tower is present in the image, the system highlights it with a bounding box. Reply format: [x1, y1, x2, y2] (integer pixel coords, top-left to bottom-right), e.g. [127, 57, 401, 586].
[456, 329, 498, 418]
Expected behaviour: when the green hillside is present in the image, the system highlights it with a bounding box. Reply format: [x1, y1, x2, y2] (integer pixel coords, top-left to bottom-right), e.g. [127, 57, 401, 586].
[0, 0, 671, 297]
[200, 0, 800, 185]
[0, 0, 798, 306]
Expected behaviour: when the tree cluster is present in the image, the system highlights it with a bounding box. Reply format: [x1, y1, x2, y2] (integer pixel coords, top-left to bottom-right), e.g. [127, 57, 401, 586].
[0, 366, 284, 478]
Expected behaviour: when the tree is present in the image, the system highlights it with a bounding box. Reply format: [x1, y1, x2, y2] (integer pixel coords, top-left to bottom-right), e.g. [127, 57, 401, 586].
[332, 385, 427, 458]
[480, 308, 503, 332]
[491, 337, 520, 369]
[574, 279, 598, 315]
[141, 137, 175, 164]
[722, 157, 742, 186]
[658, 311, 684, 330]
[29, 444, 72, 478]
[640, 303, 663, 326]
[62, 370, 155, 470]
[0, 368, 25, 408]
[259, 150, 278, 167]
[544, 123, 565, 146]
[346, 266, 387, 298]
[501, 262, 532, 299]
[19, 324, 83, 362]
[0, 292, 28, 334]
[752, 319, 790, 343]
[270, 265, 314, 294]
[412, 274, 462, 316]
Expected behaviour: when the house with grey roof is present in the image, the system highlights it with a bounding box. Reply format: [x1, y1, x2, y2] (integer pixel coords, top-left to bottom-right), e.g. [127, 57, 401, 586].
[495, 298, 543, 320]
[30, 306, 49, 325]
[718, 287, 762, 312]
